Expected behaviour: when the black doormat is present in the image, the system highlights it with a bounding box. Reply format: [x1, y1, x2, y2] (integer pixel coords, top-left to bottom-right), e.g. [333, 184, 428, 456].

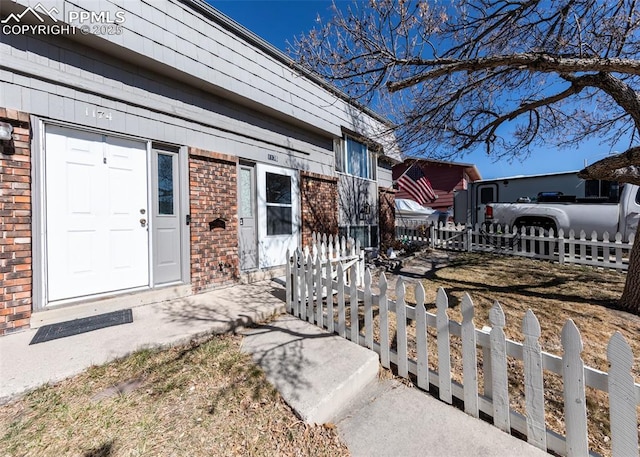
[30, 309, 133, 345]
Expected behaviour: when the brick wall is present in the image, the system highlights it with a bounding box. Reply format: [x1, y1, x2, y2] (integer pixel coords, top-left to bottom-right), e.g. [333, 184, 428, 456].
[0, 108, 32, 335]
[379, 186, 396, 250]
[300, 171, 338, 248]
[189, 148, 239, 293]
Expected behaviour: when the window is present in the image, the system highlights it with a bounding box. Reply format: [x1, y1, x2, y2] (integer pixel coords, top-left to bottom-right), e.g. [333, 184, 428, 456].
[586, 180, 621, 202]
[479, 187, 495, 204]
[157, 153, 174, 215]
[336, 136, 376, 180]
[265, 172, 292, 235]
[339, 225, 378, 248]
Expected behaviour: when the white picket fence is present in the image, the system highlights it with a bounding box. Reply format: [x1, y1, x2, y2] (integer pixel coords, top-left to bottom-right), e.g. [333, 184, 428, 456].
[396, 223, 635, 271]
[285, 245, 640, 457]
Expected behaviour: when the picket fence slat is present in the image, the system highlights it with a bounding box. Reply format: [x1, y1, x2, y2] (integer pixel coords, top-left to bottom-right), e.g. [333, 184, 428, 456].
[607, 332, 639, 457]
[562, 320, 589, 457]
[461, 293, 478, 418]
[396, 278, 408, 378]
[289, 234, 640, 457]
[350, 263, 359, 344]
[315, 256, 323, 326]
[285, 249, 292, 314]
[436, 288, 452, 404]
[379, 273, 390, 369]
[415, 283, 429, 391]
[337, 262, 345, 338]
[306, 254, 313, 323]
[293, 249, 300, 317]
[326, 259, 334, 333]
[523, 309, 546, 451]
[364, 269, 373, 349]
[489, 302, 510, 433]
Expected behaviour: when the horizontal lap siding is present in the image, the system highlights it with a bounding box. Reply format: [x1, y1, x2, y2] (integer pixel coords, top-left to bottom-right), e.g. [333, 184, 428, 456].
[0, 33, 336, 175]
[424, 164, 465, 211]
[83, 0, 387, 139]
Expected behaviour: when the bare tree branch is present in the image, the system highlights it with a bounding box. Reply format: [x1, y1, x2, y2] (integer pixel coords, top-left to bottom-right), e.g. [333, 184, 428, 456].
[387, 55, 640, 92]
[579, 146, 640, 184]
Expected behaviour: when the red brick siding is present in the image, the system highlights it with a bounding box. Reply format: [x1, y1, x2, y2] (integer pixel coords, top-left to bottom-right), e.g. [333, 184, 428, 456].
[300, 171, 338, 248]
[189, 148, 239, 293]
[0, 108, 32, 335]
[378, 186, 396, 250]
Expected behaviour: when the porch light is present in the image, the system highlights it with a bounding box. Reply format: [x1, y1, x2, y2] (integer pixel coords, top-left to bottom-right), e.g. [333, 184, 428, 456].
[0, 121, 13, 141]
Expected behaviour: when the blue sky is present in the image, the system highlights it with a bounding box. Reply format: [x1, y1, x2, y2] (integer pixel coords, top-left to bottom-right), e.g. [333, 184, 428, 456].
[210, 0, 625, 180]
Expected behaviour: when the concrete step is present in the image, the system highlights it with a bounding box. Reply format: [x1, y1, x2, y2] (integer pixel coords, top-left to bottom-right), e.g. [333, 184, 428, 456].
[240, 315, 379, 424]
[242, 314, 548, 457]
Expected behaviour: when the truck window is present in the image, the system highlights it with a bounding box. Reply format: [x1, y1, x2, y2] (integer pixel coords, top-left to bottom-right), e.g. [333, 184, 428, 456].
[636, 187, 640, 205]
[587, 179, 621, 202]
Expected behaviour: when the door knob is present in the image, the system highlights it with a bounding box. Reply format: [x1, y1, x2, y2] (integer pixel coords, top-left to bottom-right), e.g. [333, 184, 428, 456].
[140, 218, 147, 227]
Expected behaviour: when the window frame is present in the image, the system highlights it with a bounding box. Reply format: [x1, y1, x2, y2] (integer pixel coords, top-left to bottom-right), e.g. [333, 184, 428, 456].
[339, 225, 379, 248]
[265, 172, 293, 236]
[336, 135, 377, 181]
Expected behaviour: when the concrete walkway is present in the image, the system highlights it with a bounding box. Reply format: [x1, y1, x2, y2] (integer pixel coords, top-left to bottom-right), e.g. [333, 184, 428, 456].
[1, 279, 547, 456]
[0, 281, 286, 403]
[242, 314, 548, 457]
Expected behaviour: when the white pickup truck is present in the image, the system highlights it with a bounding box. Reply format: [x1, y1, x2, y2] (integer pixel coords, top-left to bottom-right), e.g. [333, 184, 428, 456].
[485, 184, 640, 241]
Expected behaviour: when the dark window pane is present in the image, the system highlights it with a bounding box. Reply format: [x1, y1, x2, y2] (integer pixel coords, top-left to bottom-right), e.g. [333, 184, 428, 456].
[267, 206, 292, 235]
[370, 225, 378, 248]
[480, 187, 494, 204]
[266, 173, 291, 204]
[585, 180, 600, 197]
[158, 154, 174, 215]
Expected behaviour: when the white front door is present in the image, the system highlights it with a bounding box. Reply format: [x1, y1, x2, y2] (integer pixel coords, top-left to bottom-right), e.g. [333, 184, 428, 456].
[45, 125, 149, 302]
[256, 164, 299, 268]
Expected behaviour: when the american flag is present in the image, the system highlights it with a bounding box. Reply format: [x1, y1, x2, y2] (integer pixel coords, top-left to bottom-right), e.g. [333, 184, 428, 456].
[396, 164, 437, 205]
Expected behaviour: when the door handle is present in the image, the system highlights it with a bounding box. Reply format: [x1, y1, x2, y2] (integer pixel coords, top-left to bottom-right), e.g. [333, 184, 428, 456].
[240, 218, 244, 226]
[139, 218, 147, 227]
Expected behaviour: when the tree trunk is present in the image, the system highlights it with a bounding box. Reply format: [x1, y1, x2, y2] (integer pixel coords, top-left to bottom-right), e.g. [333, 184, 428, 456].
[619, 222, 640, 314]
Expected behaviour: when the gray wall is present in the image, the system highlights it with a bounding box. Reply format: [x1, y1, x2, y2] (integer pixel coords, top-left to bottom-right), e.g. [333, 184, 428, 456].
[338, 174, 379, 227]
[2, 0, 398, 176]
[484, 173, 585, 202]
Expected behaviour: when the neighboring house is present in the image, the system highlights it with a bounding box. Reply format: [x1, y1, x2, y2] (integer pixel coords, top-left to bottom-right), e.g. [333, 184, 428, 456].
[0, 0, 400, 335]
[463, 171, 619, 225]
[392, 158, 482, 212]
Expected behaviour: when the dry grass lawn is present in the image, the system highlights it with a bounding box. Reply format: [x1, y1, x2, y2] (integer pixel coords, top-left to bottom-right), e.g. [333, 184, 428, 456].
[0, 334, 348, 457]
[374, 251, 640, 457]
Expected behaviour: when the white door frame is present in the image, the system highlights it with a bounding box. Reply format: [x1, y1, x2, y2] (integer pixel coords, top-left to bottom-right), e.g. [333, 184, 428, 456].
[256, 163, 300, 269]
[31, 119, 190, 311]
